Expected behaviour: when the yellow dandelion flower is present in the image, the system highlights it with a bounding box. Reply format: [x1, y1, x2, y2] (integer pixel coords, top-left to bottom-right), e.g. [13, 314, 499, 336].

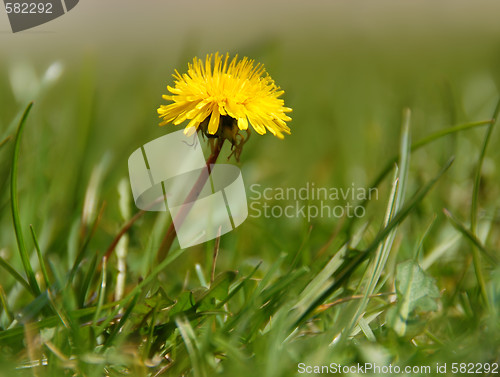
[157, 52, 292, 139]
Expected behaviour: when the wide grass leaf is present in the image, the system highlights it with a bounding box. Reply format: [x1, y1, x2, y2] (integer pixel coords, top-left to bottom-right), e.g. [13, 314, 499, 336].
[393, 260, 440, 336]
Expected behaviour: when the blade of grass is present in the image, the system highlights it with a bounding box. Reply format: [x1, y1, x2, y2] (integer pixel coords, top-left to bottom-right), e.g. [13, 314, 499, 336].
[45, 290, 71, 330]
[396, 108, 412, 208]
[69, 202, 105, 283]
[176, 316, 206, 377]
[218, 262, 261, 307]
[124, 248, 185, 302]
[343, 174, 399, 341]
[225, 266, 307, 334]
[469, 98, 500, 308]
[210, 229, 221, 285]
[0, 298, 127, 342]
[0, 256, 31, 292]
[470, 101, 500, 232]
[1, 102, 37, 140]
[142, 304, 158, 359]
[29, 225, 51, 288]
[421, 233, 460, 270]
[443, 209, 498, 264]
[16, 291, 52, 323]
[414, 215, 437, 260]
[92, 257, 107, 326]
[411, 120, 492, 151]
[289, 225, 313, 270]
[101, 293, 139, 350]
[0, 136, 12, 149]
[352, 312, 381, 340]
[10, 102, 41, 297]
[313, 292, 394, 314]
[289, 245, 349, 325]
[215, 253, 281, 333]
[365, 157, 454, 254]
[0, 285, 14, 324]
[78, 251, 99, 307]
[195, 264, 208, 288]
[342, 108, 411, 342]
[256, 253, 287, 293]
[103, 209, 146, 261]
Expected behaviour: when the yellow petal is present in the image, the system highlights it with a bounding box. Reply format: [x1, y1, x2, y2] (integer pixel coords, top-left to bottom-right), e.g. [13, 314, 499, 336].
[186, 117, 200, 130]
[207, 106, 220, 134]
[184, 126, 197, 136]
[238, 117, 248, 130]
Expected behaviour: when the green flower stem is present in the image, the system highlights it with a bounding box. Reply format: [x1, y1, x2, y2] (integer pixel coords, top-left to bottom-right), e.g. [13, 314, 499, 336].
[157, 138, 225, 261]
[103, 138, 225, 266]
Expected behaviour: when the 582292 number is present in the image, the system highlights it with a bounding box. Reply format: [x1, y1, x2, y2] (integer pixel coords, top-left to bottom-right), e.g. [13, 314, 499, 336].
[5, 2, 53, 14]
[451, 363, 499, 374]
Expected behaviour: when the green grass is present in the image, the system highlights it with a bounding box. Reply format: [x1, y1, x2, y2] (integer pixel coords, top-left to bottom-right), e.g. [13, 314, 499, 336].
[0, 45, 499, 377]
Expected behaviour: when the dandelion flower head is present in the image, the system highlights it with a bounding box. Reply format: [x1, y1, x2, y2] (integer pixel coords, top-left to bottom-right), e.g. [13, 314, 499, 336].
[157, 52, 292, 139]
